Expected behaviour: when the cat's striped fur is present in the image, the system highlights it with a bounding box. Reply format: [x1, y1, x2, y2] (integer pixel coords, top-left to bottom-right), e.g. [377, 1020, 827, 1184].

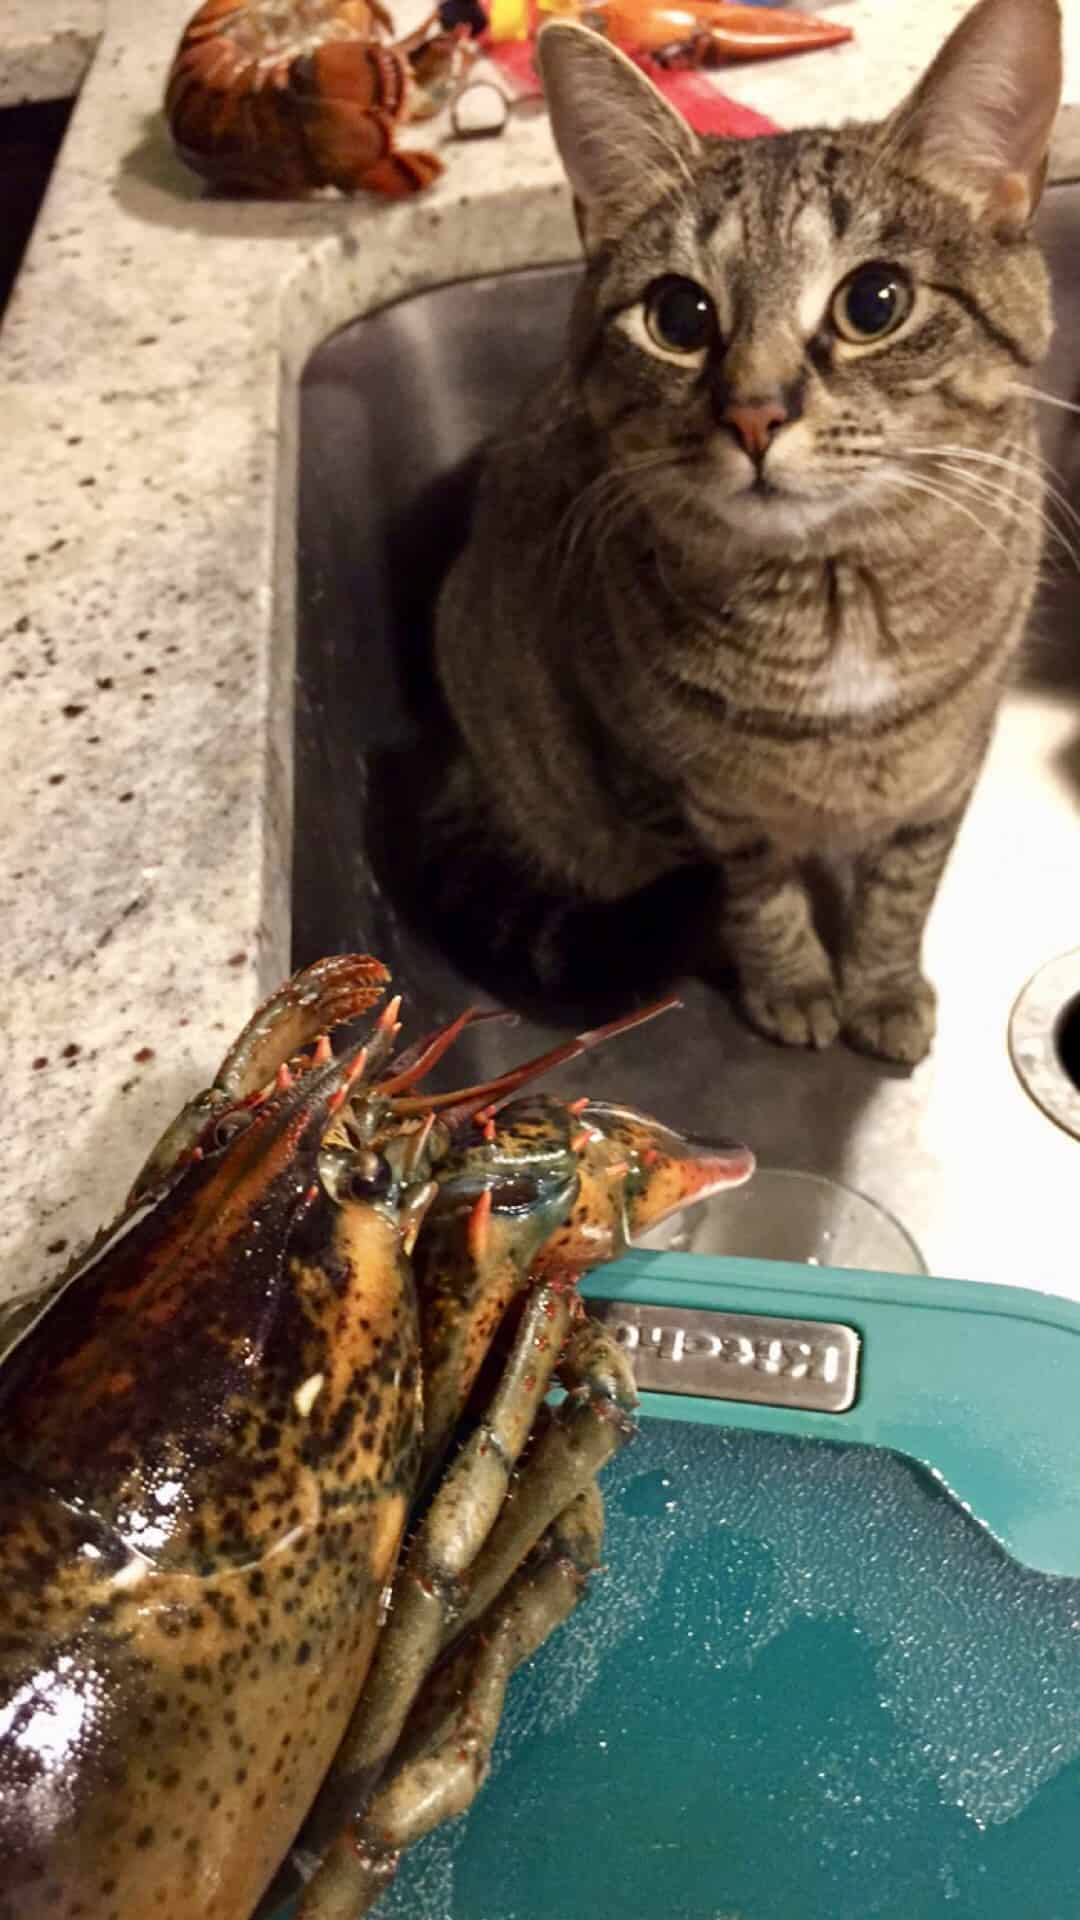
[433, 0, 1062, 1063]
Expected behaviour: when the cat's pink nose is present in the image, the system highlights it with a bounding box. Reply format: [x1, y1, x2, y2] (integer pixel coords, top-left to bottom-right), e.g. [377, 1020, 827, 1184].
[719, 398, 790, 459]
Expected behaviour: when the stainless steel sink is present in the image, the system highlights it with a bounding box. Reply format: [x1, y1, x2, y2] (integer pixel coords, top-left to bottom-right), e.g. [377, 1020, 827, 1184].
[0, 98, 74, 320]
[295, 184, 1080, 1298]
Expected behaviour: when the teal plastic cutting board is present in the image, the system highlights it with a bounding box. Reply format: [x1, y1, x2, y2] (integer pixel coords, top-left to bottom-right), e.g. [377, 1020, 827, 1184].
[382, 1415, 1080, 1920]
[371, 1253, 1080, 1920]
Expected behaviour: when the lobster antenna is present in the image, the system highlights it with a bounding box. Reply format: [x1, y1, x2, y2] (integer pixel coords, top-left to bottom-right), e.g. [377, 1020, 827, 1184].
[379, 1007, 517, 1095]
[388, 995, 682, 1119]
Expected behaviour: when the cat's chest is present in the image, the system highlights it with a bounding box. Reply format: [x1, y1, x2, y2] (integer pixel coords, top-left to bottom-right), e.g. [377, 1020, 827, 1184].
[674, 685, 982, 854]
[661, 576, 990, 843]
[652, 551, 988, 738]
[707, 558, 911, 711]
[595, 544, 1010, 842]
[802, 637, 902, 720]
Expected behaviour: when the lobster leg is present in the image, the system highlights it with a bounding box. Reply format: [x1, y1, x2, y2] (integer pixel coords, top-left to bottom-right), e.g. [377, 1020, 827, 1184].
[358, 145, 444, 196]
[300, 1484, 606, 1920]
[448, 1316, 636, 1638]
[308, 1283, 580, 1814]
[290, 1306, 637, 1915]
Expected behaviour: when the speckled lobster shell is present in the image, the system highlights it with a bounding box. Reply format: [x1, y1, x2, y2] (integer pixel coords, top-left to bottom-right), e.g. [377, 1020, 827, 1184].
[164, 0, 447, 198]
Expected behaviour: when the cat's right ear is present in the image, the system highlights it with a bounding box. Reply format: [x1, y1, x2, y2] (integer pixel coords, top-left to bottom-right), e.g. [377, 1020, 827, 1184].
[537, 22, 701, 250]
[885, 0, 1062, 235]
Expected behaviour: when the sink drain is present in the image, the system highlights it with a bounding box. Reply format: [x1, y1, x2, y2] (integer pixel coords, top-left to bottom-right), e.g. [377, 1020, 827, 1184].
[1009, 950, 1080, 1141]
[1057, 995, 1080, 1093]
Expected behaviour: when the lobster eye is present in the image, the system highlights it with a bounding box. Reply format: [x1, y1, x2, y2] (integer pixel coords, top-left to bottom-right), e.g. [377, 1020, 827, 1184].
[644, 276, 717, 357]
[831, 262, 913, 344]
[213, 1110, 252, 1148]
[346, 1151, 393, 1203]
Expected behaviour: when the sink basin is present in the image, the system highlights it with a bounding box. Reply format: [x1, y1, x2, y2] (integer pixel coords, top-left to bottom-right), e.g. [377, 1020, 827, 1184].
[0, 99, 74, 321]
[295, 184, 1080, 1297]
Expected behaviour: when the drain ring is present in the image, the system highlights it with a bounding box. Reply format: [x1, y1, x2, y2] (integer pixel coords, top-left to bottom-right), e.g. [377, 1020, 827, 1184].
[1009, 948, 1080, 1142]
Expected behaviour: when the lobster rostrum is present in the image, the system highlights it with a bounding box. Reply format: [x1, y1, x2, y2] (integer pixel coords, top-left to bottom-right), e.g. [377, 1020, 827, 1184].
[164, 0, 476, 200]
[0, 957, 753, 1920]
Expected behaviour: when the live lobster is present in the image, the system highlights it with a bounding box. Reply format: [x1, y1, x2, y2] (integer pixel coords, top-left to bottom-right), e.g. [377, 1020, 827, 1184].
[0, 956, 752, 1918]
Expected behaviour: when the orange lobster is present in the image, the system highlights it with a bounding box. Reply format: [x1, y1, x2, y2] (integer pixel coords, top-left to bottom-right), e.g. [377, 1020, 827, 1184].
[164, 0, 475, 198]
[539, 0, 853, 64]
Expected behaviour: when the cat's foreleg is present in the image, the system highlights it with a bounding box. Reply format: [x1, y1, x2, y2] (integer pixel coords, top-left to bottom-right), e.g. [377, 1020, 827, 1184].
[718, 841, 841, 1051]
[840, 809, 965, 1067]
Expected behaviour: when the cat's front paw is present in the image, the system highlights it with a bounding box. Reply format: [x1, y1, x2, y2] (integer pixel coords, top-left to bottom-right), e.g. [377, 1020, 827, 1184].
[738, 979, 841, 1051]
[842, 977, 936, 1066]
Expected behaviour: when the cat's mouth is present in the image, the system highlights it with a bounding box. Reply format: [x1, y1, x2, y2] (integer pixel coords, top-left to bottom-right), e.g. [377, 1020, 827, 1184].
[716, 480, 841, 544]
[644, 449, 853, 545]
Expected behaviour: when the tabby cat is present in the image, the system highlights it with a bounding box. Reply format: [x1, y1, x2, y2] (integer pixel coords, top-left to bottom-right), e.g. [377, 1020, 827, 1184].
[433, 0, 1062, 1065]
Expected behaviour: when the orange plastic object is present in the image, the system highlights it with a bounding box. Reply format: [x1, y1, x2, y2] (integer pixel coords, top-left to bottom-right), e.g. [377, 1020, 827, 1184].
[536, 0, 853, 60]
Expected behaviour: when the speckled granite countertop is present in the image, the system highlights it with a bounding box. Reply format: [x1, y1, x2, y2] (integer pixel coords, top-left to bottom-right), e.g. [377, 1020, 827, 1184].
[1, 0, 1079, 1300]
[0, 0, 103, 108]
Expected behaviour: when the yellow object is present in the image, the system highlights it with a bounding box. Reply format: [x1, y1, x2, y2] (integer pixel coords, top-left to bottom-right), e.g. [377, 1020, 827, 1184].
[489, 0, 530, 35]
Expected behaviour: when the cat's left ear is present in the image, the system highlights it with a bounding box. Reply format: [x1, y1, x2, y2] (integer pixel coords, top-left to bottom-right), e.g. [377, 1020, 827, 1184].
[537, 21, 702, 250]
[886, 0, 1062, 235]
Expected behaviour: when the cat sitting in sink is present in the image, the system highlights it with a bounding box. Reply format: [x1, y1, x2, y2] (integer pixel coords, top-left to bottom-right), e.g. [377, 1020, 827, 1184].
[432, 0, 1062, 1066]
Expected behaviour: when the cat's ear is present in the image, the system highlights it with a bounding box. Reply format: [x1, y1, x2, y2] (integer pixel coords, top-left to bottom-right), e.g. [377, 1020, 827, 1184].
[886, 0, 1062, 235]
[537, 21, 701, 249]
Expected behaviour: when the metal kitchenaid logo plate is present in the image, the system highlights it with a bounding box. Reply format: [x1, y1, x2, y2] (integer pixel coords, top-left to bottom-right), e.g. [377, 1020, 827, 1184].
[589, 1302, 861, 1414]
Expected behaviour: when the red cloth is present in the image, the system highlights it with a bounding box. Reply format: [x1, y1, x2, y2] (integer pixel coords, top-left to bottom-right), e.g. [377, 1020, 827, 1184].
[635, 54, 779, 133]
[487, 36, 780, 136]
[485, 36, 544, 90]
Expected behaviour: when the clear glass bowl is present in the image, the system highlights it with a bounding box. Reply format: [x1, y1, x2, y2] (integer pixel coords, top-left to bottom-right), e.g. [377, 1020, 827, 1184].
[635, 1165, 926, 1276]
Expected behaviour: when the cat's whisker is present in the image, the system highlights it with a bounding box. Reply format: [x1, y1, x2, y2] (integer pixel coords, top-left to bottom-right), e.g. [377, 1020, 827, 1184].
[948, 445, 1080, 549]
[554, 461, 643, 563]
[903, 438, 1039, 472]
[868, 453, 1006, 545]
[878, 469, 1015, 560]
[933, 465, 1036, 524]
[930, 462, 1054, 548]
[906, 437, 1080, 521]
[919, 447, 1031, 499]
[901, 468, 1021, 546]
[1008, 383, 1080, 418]
[556, 464, 641, 557]
[909, 436, 1068, 490]
[911, 442, 1080, 572]
[552, 449, 692, 596]
[579, 491, 641, 555]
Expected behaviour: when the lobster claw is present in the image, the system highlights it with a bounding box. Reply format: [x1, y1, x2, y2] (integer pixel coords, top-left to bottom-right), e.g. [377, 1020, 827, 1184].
[290, 41, 444, 195]
[129, 955, 392, 1204]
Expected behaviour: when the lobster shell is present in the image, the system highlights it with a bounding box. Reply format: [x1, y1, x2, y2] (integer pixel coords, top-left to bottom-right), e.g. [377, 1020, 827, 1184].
[164, 0, 445, 198]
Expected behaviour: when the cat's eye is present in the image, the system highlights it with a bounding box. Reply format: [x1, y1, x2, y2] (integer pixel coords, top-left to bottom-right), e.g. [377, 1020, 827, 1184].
[644, 276, 717, 356]
[831, 262, 913, 344]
